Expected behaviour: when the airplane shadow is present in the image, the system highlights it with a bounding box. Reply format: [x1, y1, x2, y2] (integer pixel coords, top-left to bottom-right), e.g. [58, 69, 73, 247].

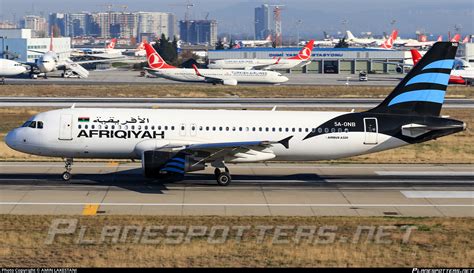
[0, 167, 470, 194]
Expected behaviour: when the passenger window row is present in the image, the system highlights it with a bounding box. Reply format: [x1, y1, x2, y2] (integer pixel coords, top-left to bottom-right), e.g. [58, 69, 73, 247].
[77, 124, 349, 133]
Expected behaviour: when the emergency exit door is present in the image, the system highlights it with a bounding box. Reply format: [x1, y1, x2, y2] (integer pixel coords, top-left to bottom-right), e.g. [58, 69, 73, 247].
[59, 114, 73, 140]
[363, 118, 378, 145]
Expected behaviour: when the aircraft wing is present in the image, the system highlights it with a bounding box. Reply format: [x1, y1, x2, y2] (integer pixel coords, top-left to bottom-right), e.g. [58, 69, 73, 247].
[191, 64, 233, 85]
[156, 136, 293, 164]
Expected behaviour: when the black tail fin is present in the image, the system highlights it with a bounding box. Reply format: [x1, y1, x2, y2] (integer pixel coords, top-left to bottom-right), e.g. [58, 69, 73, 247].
[368, 42, 458, 116]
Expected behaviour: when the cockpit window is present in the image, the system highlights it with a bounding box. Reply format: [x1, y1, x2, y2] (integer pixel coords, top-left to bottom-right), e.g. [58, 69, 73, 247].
[37, 121, 43, 129]
[22, 121, 32, 127]
[28, 121, 37, 128]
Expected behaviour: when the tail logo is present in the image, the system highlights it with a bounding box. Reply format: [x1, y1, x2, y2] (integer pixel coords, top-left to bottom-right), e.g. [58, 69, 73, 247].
[148, 52, 165, 69]
[299, 47, 311, 59]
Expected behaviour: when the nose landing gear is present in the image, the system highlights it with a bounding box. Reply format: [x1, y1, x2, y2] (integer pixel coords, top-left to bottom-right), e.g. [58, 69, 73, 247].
[62, 158, 73, 181]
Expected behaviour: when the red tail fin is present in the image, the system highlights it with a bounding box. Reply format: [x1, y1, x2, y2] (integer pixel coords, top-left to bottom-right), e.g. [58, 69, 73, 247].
[410, 49, 422, 65]
[437, 35, 443, 42]
[50, 27, 54, 51]
[137, 40, 146, 50]
[380, 29, 398, 49]
[265, 34, 272, 42]
[462, 35, 470, 44]
[144, 42, 176, 69]
[107, 38, 117, 49]
[289, 39, 314, 60]
[450, 34, 461, 42]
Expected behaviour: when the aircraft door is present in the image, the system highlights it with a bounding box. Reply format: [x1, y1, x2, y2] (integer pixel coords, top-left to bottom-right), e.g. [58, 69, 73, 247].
[363, 118, 378, 145]
[59, 114, 73, 140]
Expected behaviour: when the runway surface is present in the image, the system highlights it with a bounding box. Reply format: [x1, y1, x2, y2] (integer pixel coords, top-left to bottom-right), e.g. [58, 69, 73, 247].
[5, 69, 403, 86]
[0, 162, 472, 217]
[1, 97, 473, 109]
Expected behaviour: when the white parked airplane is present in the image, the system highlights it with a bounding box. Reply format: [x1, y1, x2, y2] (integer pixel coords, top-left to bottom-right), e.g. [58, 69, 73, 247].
[73, 38, 125, 59]
[235, 35, 273, 47]
[207, 40, 315, 70]
[345, 30, 386, 46]
[123, 41, 147, 57]
[5, 42, 466, 185]
[144, 42, 288, 85]
[0, 58, 27, 83]
[28, 34, 124, 79]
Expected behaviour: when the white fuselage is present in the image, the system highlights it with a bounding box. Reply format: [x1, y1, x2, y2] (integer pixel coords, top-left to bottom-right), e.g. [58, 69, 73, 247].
[37, 51, 59, 73]
[0, 59, 27, 76]
[208, 59, 305, 70]
[5, 108, 406, 161]
[147, 68, 289, 84]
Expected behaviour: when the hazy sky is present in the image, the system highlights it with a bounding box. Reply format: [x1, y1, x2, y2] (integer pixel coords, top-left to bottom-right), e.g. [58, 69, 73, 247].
[0, 0, 472, 38]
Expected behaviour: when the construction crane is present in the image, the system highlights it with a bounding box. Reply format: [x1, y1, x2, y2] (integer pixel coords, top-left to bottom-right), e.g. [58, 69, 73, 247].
[268, 4, 285, 47]
[169, 0, 194, 21]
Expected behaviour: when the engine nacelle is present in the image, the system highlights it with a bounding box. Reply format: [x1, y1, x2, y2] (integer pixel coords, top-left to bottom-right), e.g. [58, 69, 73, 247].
[141, 151, 206, 178]
[396, 65, 403, 73]
[222, 79, 238, 86]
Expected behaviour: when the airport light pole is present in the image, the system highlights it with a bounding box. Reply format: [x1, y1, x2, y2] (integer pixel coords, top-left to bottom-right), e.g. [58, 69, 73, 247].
[296, 19, 302, 46]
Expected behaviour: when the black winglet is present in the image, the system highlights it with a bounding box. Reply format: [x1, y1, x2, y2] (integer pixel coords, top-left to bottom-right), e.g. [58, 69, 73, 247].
[278, 136, 293, 149]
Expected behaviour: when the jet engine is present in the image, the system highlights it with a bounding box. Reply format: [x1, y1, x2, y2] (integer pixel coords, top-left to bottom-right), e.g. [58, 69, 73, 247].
[222, 79, 238, 86]
[141, 151, 206, 178]
[396, 65, 403, 73]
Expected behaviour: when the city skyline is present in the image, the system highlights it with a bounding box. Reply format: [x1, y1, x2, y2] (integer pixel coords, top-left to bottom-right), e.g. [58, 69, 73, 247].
[0, 0, 472, 39]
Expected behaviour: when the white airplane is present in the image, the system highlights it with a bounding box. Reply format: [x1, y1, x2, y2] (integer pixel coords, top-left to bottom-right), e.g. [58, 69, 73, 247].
[0, 58, 27, 83]
[345, 30, 387, 46]
[235, 35, 273, 47]
[5, 42, 466, 185]
[123, 41, 147, 57]
[208, 40, 315, 70]
[73, 38, 125, 59]
[27, 34, 124, 79]
[144, 42, 288, 85]
[403, 34, 460, 48]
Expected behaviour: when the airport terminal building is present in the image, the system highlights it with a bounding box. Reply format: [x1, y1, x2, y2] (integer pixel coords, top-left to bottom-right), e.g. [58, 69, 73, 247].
[0, 29, 71, 62]
[208, 47, 412, 74]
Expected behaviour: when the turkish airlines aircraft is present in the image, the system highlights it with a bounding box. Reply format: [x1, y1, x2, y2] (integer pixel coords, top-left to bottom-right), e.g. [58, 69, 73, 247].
[123, 41, 147, 57]
[144, 42, 288, 85]
[345, 30, 389, 46]
[411, 49, 474, 85]
[74, 38, 125, 59]
[404, 34, 459, 48]
[235, 35, 273, 47]
[208, 40, 315, 70]
[5, 42, 466, 185]
[0, 58, 27, 83]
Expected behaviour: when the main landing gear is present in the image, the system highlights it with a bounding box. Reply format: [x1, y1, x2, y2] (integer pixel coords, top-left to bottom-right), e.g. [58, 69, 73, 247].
[214, 166, 231, 186]
[62, 158, 73, 181]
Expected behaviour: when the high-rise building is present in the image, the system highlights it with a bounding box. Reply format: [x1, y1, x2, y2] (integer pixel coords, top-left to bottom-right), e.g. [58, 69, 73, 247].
[49, 13, 67, 36]
[137, 12, 175, 41]
[254, 4, 272, 40]
[91, 13, 110, 38]
[179, 20, 217, 45]
[21, 15, 47, 38]
[65, 13, 91, 37]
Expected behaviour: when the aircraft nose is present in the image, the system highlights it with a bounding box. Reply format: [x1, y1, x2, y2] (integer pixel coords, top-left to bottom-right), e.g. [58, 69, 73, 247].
[281, 76, 289, 82]
[5, 129, 16, 149]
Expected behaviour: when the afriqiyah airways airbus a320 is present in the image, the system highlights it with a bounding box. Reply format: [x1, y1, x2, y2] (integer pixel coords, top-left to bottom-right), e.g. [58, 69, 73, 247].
[5, 42, 465, 186]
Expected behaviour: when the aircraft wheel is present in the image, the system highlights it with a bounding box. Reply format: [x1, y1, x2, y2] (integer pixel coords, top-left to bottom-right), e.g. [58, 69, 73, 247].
[62, 171, 72, 181]
[216, 172, 231, 186]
